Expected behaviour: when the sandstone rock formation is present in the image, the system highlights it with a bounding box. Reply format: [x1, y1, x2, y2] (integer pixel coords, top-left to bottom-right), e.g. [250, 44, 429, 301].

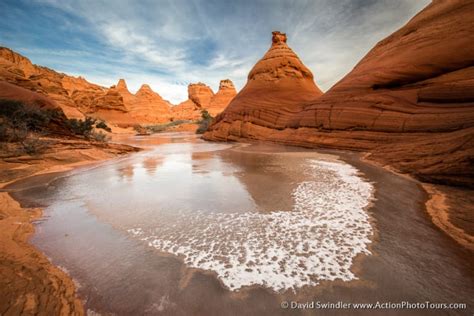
[130, 84, 172, 122]
[171, 80, 237, 120]
[172, 101, 202, 121]
[0, 50, 159, 125]
[0, 47, 233, 126]
[207, 79, 237, 116]
[0, 48, 85, 119]
[205, 31, 322, 132]
[112, 79, 135, 106]
[109, 80, 172, 123]
[188, 82, 214, 108]
[205, 2, 474, 188]
[0, 47, 127, 120]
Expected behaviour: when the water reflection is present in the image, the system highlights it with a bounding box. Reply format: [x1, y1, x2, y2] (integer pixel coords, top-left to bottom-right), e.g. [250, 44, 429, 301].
[117, 165, 134, 181]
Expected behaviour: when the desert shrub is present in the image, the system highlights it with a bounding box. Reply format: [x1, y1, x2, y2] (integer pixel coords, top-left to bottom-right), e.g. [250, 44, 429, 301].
[0, 99, 58, 133]
[66, 117, 96, 137]
[196, 110, 213, 134]
[0, 99, 61, 150]
[0, 99, 58, 146]
[88, 131, 109, 142]
[0, 122, 7, 141]
[20, 136, 51, 155]
[133, 125, 149, 135]
[96, 120, 112, 132]
[201, 109, 212, 121]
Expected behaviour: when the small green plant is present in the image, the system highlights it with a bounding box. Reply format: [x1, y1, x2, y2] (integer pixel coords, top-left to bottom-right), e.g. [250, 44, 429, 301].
[20, 136, 51, 155]
[66, 117, 96, 137]
[196, 110, 213, 134]
[0, 99, 59, 133]
[0, 99, 60, 153]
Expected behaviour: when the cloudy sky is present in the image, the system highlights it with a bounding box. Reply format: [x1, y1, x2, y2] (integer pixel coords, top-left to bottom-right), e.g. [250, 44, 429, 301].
[0, 0, 429, 103]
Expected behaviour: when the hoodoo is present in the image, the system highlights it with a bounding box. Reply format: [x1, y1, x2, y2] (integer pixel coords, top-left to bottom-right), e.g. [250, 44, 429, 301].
[204, 31, 323, 135]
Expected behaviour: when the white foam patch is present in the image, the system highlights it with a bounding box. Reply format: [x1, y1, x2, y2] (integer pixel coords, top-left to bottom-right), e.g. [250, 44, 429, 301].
[127, 159, 374, 292]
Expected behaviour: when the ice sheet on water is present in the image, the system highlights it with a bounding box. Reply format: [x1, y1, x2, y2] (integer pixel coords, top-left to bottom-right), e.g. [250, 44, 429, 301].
[127, 159, 374, 292]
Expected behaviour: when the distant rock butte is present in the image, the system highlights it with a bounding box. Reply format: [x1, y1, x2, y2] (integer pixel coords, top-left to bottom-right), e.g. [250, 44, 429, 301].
[171, 80, 237, 120]
[208, 79, 237, 117]
[0, 48, 235, 125]
[204, 2, 474, 188]
[189, 82, 214, 108]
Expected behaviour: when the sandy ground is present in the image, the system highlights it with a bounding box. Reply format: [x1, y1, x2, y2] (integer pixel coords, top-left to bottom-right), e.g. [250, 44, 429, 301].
[0, 137, 139, 315]
[359, 153, 474, 252]
[422, 184, 474, 251]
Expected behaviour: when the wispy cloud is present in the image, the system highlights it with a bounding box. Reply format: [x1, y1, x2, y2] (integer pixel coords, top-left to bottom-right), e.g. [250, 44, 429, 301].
[1, 0, 430, 103]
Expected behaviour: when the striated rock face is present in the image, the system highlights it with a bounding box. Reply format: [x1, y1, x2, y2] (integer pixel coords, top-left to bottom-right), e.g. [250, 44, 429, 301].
[129, 84, 172, 123]
[205, 31, 323, 132]
[0, 49, 85, 119]
[205, 2, 474, 188]
[112, 79, 135, 107]
[0, 47, 39, 78]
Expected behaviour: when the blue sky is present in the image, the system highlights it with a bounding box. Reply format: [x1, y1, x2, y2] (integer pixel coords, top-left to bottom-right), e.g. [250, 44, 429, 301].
[0, 0, 429, 103]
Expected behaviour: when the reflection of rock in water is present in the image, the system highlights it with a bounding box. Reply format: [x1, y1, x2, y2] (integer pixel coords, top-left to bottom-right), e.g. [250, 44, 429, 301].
[117, 165, 134, 181]
[219, 150, 298, 212]
[142, 157, 163, 176]
[128, 159, 374, 292]
[191, 151, 215, 175]
[191, 151, 215, 161]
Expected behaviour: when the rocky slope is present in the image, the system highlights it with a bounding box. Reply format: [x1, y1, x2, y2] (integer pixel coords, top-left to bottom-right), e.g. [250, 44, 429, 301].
[171, 80, 237, 120]
[204, 1, 474, 188]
